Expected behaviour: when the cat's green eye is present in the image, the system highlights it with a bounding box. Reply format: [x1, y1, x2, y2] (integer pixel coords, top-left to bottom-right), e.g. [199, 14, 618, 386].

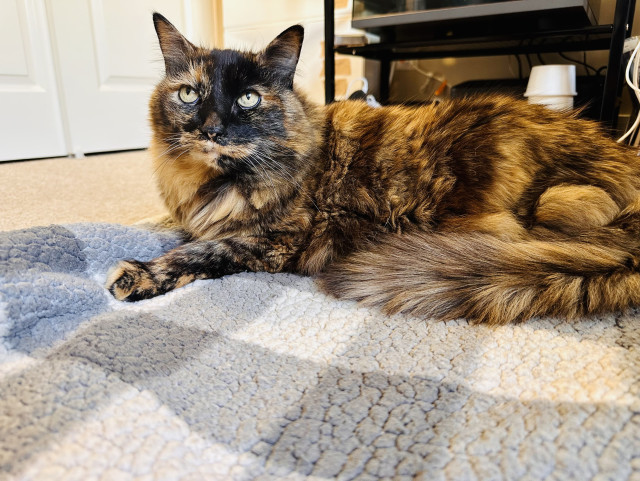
[237, 91, 261, 109]
[178, 86, 199, 104]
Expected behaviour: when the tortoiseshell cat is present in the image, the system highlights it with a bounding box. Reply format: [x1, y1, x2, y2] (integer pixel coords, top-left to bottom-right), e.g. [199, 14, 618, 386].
[107, 12, 640, 324]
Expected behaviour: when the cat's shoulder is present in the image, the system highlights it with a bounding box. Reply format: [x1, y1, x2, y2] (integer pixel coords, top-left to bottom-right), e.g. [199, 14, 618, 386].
[324, 100, 425, 132]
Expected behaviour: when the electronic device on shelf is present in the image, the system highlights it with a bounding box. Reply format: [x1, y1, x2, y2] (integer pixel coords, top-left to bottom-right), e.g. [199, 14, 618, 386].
[352, 0, 602, 42]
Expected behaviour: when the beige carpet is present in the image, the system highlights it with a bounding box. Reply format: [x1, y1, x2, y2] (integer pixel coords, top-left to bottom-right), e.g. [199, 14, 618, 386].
[0, 150, 168, 231]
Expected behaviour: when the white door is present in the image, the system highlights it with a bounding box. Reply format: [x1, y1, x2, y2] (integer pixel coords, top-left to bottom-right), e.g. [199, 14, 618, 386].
[0, 0, 218, 161]
[47, 0, 187, 157]
[0, 0, 67, 161]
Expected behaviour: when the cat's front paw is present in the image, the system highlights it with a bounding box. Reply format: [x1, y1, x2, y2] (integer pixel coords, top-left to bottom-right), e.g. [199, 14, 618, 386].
[106, 260, 161, 301]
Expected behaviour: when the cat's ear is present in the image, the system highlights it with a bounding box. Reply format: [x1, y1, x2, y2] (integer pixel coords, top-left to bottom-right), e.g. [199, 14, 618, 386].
[153, 12, 196, 75]
[260, 25, 304, 88]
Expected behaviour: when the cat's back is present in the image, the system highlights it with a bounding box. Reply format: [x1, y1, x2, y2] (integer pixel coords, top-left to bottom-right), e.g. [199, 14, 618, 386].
[323, 94, 634, 171]
[321, 95, 533, 177]
[325, 94, 584, 136]
[320, 94, 640, 220]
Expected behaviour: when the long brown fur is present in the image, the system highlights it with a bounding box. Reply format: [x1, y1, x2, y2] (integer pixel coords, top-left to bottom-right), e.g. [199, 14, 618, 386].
[106, 13, 640, 324]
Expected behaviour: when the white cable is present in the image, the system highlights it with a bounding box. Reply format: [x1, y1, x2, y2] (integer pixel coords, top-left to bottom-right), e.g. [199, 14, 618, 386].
[633, 48, 640, 147]
[345, 77, 368, 98]
[366, 94, 381, 108]
[618, 40, 640, 143]
[405, 60, 435, 79]
[634, 43, 639, 124]
[625, 40, 640, 94]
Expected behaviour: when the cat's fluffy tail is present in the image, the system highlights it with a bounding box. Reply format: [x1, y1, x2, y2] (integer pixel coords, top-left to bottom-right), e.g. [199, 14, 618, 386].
[318, 232, 640, 324]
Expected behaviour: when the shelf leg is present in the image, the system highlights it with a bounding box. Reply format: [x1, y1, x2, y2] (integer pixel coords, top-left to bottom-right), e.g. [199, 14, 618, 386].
[324, 0, 335, 104]
[379, 57, 391, 104]
[600, 0, 635, 128]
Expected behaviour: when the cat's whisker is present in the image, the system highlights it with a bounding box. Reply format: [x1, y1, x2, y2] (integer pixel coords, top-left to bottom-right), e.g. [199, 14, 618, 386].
[153, 153, 176, 176]
[244, 153, 282, 200]
[248, 148, 321, 212]
[157, 145, 183, 158]
[172, 148, 190, 163]
[156, 139, 185, 158]
[242, 154, 273, 189]
[152, 145, 190, 176]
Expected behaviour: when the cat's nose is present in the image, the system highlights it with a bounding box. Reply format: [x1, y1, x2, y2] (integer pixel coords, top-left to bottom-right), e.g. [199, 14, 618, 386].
[202, 125, 225, 141]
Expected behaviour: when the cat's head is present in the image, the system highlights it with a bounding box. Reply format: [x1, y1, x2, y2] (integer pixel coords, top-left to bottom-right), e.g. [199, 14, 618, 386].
[149, 13, 318, 179]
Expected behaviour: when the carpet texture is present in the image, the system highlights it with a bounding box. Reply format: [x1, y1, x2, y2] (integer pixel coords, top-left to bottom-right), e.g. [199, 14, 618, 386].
[1, 222, 639, 480]
[0, 151, 167, 231]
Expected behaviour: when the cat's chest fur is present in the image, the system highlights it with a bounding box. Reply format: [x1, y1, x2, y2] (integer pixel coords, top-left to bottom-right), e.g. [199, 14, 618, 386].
[151, 142, 306, 240]
[151, 145, 247, 239]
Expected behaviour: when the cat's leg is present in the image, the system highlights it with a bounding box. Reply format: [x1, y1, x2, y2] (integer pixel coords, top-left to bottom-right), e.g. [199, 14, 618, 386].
[439, 186, 624, 241]
[106, 238, 289, 301]
[531, 184, 620, 234]
[529, 186, 640, 258]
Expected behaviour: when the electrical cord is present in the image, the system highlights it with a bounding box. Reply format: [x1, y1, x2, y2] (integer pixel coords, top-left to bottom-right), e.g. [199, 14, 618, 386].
[514, 54, 523, 79]
[557, 51, 599, 76]
[618, 37, 640, 143]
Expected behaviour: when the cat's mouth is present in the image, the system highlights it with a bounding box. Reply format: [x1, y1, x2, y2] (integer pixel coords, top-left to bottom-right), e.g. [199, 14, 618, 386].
[198, 140, 254, 165]
[201, 140, 221, 160]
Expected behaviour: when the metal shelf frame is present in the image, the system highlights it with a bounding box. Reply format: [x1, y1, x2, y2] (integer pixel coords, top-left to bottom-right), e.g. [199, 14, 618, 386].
[324, 0, 636, 126]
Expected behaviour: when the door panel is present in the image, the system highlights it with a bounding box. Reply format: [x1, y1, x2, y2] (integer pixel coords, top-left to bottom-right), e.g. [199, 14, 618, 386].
[91, 0, 169, 83]
[0, 0, 217, 161]
[0, 0, 66, 161]
[48, 0, 186, 155]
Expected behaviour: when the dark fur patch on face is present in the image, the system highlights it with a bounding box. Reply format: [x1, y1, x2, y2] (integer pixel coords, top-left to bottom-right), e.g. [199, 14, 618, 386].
[149, 20, 311, 190]
[149, 18, 319, 241]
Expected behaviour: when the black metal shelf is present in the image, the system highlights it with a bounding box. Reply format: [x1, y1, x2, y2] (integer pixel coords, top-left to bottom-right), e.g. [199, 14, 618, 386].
[324, 0, 636, 127]
[335, 25, 615, 60]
